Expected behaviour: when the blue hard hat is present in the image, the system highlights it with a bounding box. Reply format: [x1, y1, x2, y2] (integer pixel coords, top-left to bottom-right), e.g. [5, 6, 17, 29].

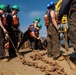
[47, 1, 54, 9]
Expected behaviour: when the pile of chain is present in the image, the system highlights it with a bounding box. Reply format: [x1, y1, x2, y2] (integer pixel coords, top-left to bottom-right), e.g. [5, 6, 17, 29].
[19, 51, 67, 75]
[30, 52, 47, 60]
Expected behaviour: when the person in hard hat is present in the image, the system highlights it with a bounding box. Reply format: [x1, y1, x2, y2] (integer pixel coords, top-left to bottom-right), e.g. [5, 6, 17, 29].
[26, 18, 41, 49]
[46, 1, 64, 60]
[0, 4, 8, 61]
[34, 23, 43, 50]
[58, 0, 76, 55]
[18, 23, 42, 50]
[28, 17, 41, 30]
[6, 5, 20, 57]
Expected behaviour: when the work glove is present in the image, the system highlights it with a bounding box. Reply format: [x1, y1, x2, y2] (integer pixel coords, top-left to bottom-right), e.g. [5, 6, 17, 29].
[5, 33, 9, 38]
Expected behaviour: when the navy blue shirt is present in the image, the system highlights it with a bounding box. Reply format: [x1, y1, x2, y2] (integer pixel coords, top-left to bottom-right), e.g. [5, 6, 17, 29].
[58, 0, 71, 20]
[29, 27, 37, 32]
[29, 27, 39, 36]
[29, 27, 39, 33]
[6, 13, 12, 28]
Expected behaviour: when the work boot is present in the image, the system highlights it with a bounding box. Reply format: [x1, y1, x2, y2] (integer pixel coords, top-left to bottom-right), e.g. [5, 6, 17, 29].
[69, 60, 76, 70]
[0, 57, 8, 62]
[63, 55, 70, 62]
[47, 54, 52, 57]
[64, 55, 76, 70]
[57, 55, 64, 61]
[47, 52, 52, 58]
[9, 54, 17, 58]
[53, 55, 64, 61]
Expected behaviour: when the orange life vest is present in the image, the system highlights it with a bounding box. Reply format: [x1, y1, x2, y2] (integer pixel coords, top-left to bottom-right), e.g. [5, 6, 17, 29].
[44, 14, 50, 26]
[1, 14, 8, 28]
[29, 32, 33, 37]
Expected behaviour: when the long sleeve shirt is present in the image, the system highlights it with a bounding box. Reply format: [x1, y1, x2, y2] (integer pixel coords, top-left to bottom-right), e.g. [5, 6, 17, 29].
[58, 0, 71, 21]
